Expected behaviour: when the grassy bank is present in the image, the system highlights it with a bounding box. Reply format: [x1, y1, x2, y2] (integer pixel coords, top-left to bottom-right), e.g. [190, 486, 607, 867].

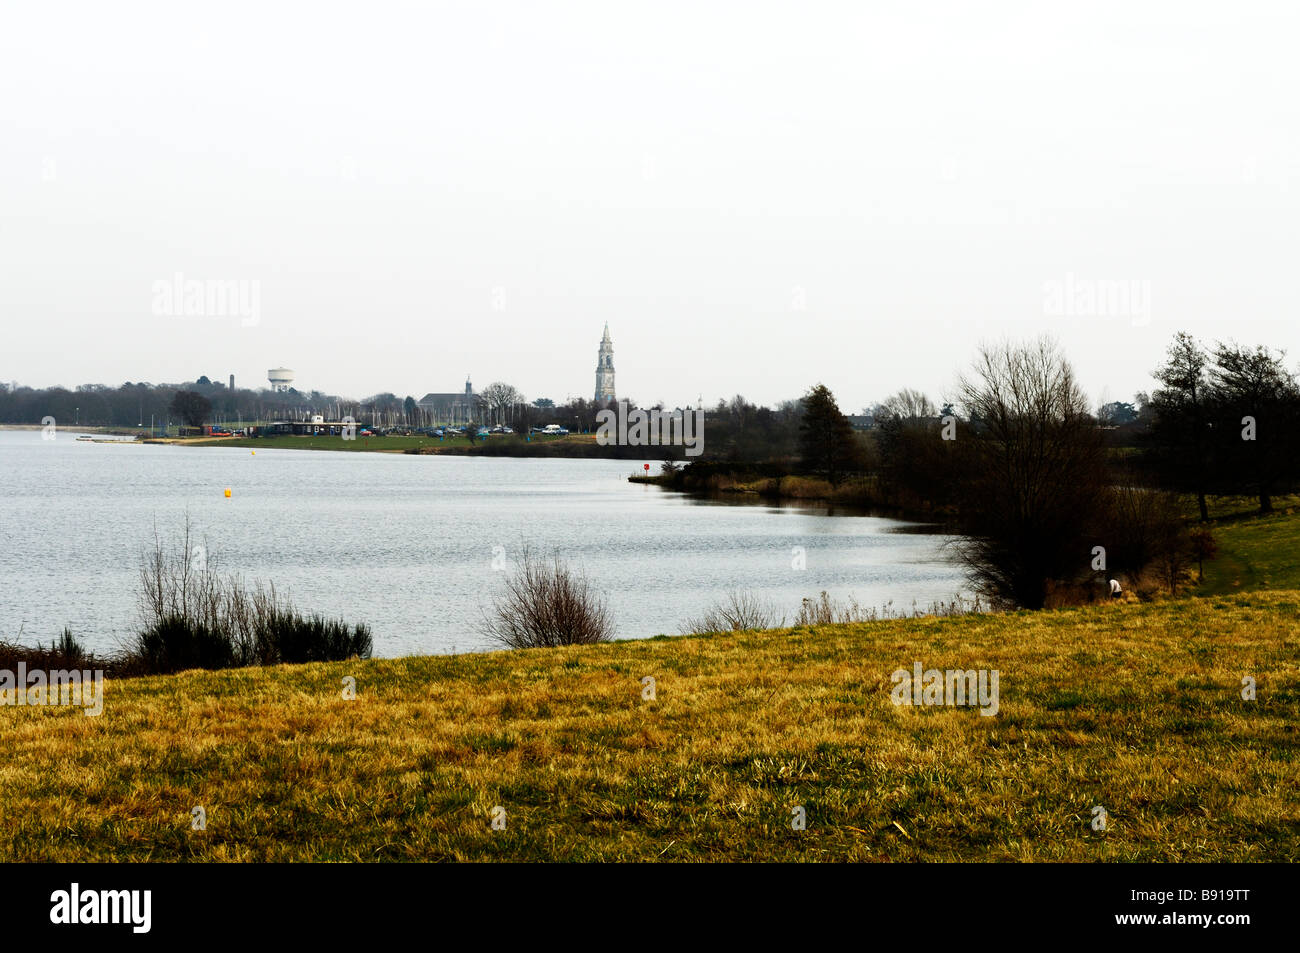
[152, 432, 655, 458]
[184, 433, 461, 452]
[635, 463, 954, 517]
[3, 592, 1296, 861]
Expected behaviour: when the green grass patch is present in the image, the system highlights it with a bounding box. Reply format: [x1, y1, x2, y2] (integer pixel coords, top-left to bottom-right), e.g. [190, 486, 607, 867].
[1196, 497, 1300, 595]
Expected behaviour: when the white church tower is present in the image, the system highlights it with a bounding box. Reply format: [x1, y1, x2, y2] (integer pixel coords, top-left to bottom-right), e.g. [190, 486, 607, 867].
[594, 323, 615, 402]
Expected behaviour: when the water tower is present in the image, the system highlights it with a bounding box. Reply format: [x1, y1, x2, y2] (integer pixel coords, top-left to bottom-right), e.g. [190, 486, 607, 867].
[268, 368, 295, 392]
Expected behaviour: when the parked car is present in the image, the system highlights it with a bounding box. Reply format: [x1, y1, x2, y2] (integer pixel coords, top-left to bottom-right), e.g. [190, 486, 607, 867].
[540, 424, 568, 435]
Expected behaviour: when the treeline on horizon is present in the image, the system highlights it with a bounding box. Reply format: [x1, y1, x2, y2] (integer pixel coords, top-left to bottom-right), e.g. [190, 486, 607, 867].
[0, 372, 766, 437]
[0, 375, 532, 430]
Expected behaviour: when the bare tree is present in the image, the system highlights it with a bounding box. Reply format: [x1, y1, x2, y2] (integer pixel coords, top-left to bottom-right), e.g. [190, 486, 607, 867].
[480, 382, 524, 426]
[953, 337, 1109, 609]
[877, 388, 937, 421]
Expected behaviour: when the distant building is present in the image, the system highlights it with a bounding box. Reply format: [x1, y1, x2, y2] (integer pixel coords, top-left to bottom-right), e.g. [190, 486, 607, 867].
[418, 377, 480, 424]
[594, 323, 615, 402]
[268, 368, 294, 392]
[846, 414, 875, 431]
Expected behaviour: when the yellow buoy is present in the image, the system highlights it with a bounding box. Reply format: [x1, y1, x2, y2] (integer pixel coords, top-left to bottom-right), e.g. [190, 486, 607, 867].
[224, 487, 232, 498]
[251, 451, 255, 455]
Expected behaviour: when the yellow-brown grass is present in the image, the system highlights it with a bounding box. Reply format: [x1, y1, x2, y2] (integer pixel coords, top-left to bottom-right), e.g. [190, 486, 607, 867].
[2, 592, 1296, 861]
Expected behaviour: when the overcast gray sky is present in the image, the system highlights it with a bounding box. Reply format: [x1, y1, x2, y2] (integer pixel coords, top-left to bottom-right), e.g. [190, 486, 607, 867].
[2, 0, 1297, 412]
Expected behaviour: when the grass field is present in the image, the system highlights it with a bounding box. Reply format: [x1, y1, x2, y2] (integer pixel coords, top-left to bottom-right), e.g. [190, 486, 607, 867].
[3, 592, 1297, 861]
[1196, 496, 1300, 596]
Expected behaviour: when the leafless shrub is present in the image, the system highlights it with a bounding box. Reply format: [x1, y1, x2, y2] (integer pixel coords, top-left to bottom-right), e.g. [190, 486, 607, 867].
[480, 547, 614, 648]
[683, 590, 786, 634]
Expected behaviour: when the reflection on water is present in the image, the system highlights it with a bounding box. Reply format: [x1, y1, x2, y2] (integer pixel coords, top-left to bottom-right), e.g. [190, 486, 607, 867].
[670, 487, 952, 529]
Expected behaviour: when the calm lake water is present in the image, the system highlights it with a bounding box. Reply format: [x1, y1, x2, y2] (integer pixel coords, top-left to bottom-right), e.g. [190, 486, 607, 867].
[0, 429, 967, 656]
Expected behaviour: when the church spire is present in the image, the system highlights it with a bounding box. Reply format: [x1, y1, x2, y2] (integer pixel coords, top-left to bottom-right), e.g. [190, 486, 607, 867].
[595, 324, 615, 402]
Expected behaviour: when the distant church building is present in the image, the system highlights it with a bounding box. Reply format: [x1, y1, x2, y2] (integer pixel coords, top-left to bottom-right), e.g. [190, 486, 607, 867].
[594, 323, 615, 403]
[418, 377, 480, 424]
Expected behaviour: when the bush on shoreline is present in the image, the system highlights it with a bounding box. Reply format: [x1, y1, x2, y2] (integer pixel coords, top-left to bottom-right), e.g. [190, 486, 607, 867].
[0, 626, 94, 672]
[480, 547, 613, 649]
[0, 523, 374, 679]
[133, 523, 372, 673]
